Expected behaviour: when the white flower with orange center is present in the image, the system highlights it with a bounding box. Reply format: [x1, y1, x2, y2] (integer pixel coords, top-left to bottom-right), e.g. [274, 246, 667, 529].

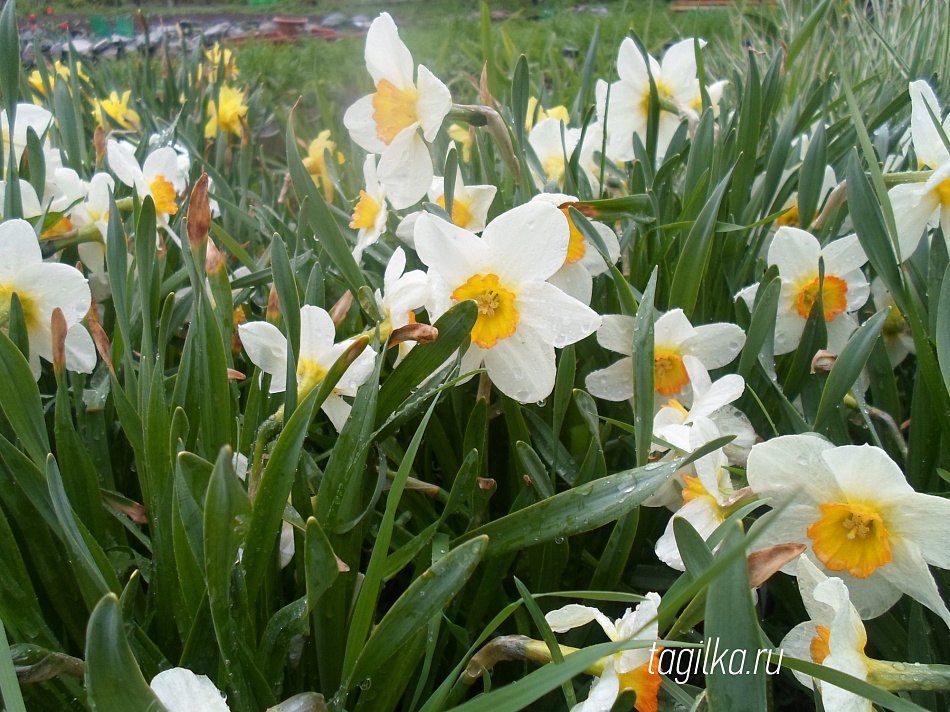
[0, 220, 96, 378]
[395, 169, 497, 247]
[238, 305, 376, 431]
[414, 202, 601, 403]
[747, 434, 950, 626]
[655, 418, 738, 570]
[585, 309, 745, 404]
[375, 246, 428, 361]
[342, 12, 452, 209]
[527, 117, 603, 193]
[531, 192, 620, 305]
[737, 227, 868, 356]
[887, 80, 950, 259]
[349, 155, 389, 264]
[595, 38, 705, 163]
[0, 104, 53, 165]
[779, 556, 873, 712]
[106, 139, 187, 244]
[544, 594, 663, 712]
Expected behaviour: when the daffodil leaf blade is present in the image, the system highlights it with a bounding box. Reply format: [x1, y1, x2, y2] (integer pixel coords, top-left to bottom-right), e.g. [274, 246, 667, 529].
[781, 657, 932, 712]
[633, 267, 657, 467]
[84, 594, 168, 712]
[704, 523, 768, 712]
[454, 458, 677, 557]
[347, 535, 488, 690]
[937, 263, 950, 397]
[814, 307, 888, 432]
[0, 0, 20, 119]
[796, 119, 827, 232]
[0, 330, 49, 467]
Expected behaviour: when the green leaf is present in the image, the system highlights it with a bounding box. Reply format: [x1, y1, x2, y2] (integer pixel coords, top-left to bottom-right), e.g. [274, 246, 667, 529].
[84, 594, 168, 712]
[0, 620, 27, 712]
[455, 458, 677, 557]
[0, 330, 50, 466]
[704, 523, 767, 712]
[737, 274, 781, 379]
[781, 657, 931, 712]
[0, 0, 19, 120]
[785, 0, 834, 67]
[939, 264, 950, 396]
[304, 517, 339, 614]
[669, 166, 735, 317]
[347, 535, 488, 690]
[270, 233, 301, 415]
[845, 152, 902, 296]
[796, 120, 826, 231]
[813, 308, 888, 432]
[633, 268, 657, 467]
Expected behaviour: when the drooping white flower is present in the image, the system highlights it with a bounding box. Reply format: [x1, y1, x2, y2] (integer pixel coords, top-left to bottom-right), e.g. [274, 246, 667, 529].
[238, 305, 376, 431]
[414, 202, 601, 403]
[0, 219, 96, 377]
[747, 433, 950, 626]
[736, 227, 868, 356]
[585, 309, 745, 404]
[595, 38, 706, 163]
[343, 12, 452, 209]
[780, 556, 873, 712]
[349, 154, 389, 264]
[376, 246, 428, 361]
[395, 169, 497, 247]
[870, 277, 914, 367]
[887, 80, 950, 258]
[150, 668, 230, 712]
[530, 192, 620, 305]
[545, 593, 663, 712]
[106, 139, 187, 243]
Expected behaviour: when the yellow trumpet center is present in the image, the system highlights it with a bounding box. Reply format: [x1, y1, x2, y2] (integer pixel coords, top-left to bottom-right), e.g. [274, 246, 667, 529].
[297, 358, 328, 397]
[451, 273, 519, 349]
[542, 155, 566, 184]
[640, 79, 675, 116]
[148, 175, 179, 215]
[777, 203, 801, 228]
[436, 193, 474, 230]
[559, 207, 587, 264]
[680, 474, 711, 506]
[807, 502, 892, 579]
[795, 275, 848, 321]
[935, 175, 950, 207]
[654, 349, 689, 397]
[350, 191, 382, 230]
[372, 79, 419, 146]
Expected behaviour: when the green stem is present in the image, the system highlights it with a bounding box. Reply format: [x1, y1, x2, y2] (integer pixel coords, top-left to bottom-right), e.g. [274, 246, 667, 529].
[867, 659, 950, 691]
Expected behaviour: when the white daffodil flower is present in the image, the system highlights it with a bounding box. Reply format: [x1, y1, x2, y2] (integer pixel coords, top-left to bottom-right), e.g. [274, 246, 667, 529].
[595, 38, 706, 163]
[0, 104, 53, 164]
[106, 139, 187, 244]
[530, 192, 620, 305]
[654, 418, 738, 569]
[585, 309, 745, 405]
[414, 202, 601, 403]
[780, 556, 873, 712]
[238, 305, 376, 431]
[349, 154, 389, 264]
[887, 80, 950, 258]
[545, 593, 663, 712]
[747, 433, 950, 626]
[527, 117, 603, 193]
[0, 219, 96, 378]
[150, 667, 230, 712]
[343, 12, 452, 209]
[870, 277, 914, 367]
[736, 227, 868, 356]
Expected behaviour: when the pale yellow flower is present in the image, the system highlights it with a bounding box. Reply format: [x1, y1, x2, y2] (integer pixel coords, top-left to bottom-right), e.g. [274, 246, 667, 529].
[204, 42, 239, 81]
[525, 96, 569, 132]
[302, 130, 345, 201]
[205, 85, 248, 139]
[92, 90, 141, 130]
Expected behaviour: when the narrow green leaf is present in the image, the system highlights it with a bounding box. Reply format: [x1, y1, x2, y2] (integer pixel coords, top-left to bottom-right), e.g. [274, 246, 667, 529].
[304, 517, 339, 614]
[633, 269, 657, 467]
[0, 620, 27, 712]
[0, 330, 50, 466]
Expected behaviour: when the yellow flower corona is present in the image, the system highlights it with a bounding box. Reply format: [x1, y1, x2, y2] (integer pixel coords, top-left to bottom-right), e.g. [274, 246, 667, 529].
[451, 273, 519, 348]
[93, 90, 141, 130]
[653, 349, 689, 396]
[350, 191, 382, 230]
[807, 502, 893, 579]
[372, 79, 419, 145]
[205, 86, 248, 139]
[0, 284, 40, 330]
[297, 358, 329, 396]
[435, 194, 474, 229]
[559, 208, 587, 264]
[148, 176, 179, 215]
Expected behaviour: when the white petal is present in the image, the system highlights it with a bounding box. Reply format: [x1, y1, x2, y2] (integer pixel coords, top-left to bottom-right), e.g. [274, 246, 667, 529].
[548, 262, 593, 305]
[746, 433, 840, 506]
[616, 37, 650, 91]
[656, 498, 723, 571]
[888, 181, 937, 261]
[64, 325, 97, 374]
[483, 202, 570, 286]
[821, 235, 867, 275]
[0, 219, 42, 273]
[780, 621, 820, 688]
[680, 322, 745, 369]
[660, 38, 701, 104]
[414, 212, 491, 288]
[596, 314, 635, 356]
[822, 444, 913, 500]
[150, 668, 230, 712]
[585, 358, 633, 401]
[21, 262, 91, 325]
[365, 12, 415, 90]
[416, 65, 452, 142]
[654, 308, 697, 350]
[239, 321, 288, 390]
[909, 80, 950, 169]
[577, 659, 620, 712]
[545, 604, 619, 639]
[458, 185, 497, 233]
[482, 324, 555, 403]
[299, 305, 337, 363]
[343, 95, 388, 154]
[769, 226, 821, 283]
[889, 492, 950, 570]
[106, 140, 144, 191]
[378, 129, 432, 209]
[142, 147, 184, 190]
[515, 281, 601, 348]
[877, 539, 950, 627]
[321, 393, 353, 433]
